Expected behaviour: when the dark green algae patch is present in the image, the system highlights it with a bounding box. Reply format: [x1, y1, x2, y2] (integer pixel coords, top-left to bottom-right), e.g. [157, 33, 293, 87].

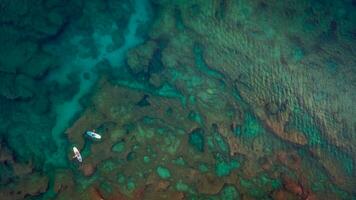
[0, 0, 356, 199]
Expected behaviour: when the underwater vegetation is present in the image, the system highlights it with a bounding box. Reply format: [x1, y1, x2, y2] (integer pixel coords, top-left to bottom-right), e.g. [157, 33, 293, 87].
[0, 0, 355, 199]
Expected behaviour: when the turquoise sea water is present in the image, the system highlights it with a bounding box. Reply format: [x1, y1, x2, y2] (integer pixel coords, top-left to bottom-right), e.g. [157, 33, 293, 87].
[0, 0, 355, 199]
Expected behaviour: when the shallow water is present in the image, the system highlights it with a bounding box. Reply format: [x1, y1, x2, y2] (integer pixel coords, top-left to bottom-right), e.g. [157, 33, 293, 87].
[44, 0, 152, 168]
[0, 0, 355, 200]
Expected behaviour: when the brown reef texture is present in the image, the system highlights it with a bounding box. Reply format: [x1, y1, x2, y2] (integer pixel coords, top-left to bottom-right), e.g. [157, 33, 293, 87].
[18, 0, 354, 199]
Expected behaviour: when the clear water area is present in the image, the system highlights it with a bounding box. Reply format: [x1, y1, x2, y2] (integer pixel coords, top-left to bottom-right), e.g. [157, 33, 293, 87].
[0, 0, 355, 200]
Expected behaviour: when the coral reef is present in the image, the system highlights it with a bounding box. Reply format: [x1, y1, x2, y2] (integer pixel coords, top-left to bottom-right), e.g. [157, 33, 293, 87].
[0, 0, 355, 199]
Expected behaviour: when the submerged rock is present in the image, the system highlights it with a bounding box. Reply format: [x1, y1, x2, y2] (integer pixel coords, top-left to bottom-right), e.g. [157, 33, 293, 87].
[20, 50, 57, 78]
[127, 41, 157, 74]
[263, 118, 308, 146]
[126, 151, 137, 161]
[81, 163, 96, 177]
[282, 176, 303, 197]
[196, 174, 224, 195]
[0, 173, 49, 200]
[272, 189, 298, 200]
[155, 180, 170, 191]
[0, 73, 34, 100]
[111, 141, 126, 153]
[149, 73, 164, 88]
[53, 170, 74, 194]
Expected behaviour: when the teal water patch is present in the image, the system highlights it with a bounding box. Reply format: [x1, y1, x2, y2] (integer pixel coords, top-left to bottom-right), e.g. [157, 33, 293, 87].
[198, 163, 209, 173]
[188, 110, 204, 126]
[293, 47, 304, 62]
[233, 126, 242, 137]
[112, 140, 126, 153]
[214, 153, 241, 177]
[156, 166, 171, 179]
[148, 49, 165, 75]
[158, 83, 183, 99]
[176, 180, 190, 192]
[236, 112, 263, 145]
[218, 185, 240, 200]
[143, 155, 150, 163]
[127, 180, 136, 191]
[326, 59, 338, 73]
[243, 113, 263, 138]
[172, 156, 186, 166]
[117, 173, 126, 184]
[174, 8, 185, 31]
[136, 94, 150, 107]
[188, 128, 205, 152]
[170, 68, 203, 90]
[99, 181, 113, 195]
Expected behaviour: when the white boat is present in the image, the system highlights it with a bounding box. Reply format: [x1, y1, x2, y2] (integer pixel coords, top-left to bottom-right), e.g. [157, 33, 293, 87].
[85, 130, 102, 140]
[72, 147, 82, 162]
